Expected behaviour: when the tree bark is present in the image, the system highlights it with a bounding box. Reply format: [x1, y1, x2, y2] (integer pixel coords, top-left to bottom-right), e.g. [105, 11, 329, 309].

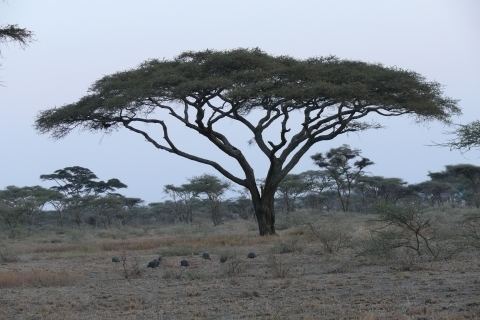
[252, 191, 276, 236]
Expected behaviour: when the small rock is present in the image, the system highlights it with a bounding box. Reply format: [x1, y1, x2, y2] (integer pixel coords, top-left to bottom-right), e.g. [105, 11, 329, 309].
[220, 255, 228, 263]
[202, 252, 211, 260]
[147, 258, 161, 268]
[247, 252, 256, 259]
[112, 256, 120, 263]
[180, 259, 189, 267]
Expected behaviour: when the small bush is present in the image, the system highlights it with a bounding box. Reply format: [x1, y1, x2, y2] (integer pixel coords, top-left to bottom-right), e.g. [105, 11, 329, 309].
[223, 258, 244, 277]
[360, 230, 406, 259]
[307, 223, 352, 254]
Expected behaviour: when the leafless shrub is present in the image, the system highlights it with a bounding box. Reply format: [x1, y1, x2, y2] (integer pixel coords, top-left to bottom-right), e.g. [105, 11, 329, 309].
[361, 204, 442, 260]
[120, 253, 142, 279]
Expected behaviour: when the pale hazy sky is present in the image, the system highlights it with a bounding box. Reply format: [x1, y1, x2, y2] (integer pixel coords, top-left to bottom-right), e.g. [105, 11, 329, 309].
[0, 0, 479, 202]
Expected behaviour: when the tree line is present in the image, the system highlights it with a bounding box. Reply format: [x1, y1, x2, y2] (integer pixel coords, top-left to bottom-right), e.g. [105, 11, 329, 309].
[2, 145, 479, 235]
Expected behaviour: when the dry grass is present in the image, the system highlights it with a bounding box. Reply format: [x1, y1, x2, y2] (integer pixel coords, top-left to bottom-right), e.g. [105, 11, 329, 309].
[0, 212, 479, 319]
[0, 269, 78, 288]
[19, 232, 275, 256]
[0, 246, 19, 263]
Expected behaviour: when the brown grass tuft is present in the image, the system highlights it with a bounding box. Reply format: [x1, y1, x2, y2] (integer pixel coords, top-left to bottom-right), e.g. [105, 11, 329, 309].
[0, 269, 78, 288]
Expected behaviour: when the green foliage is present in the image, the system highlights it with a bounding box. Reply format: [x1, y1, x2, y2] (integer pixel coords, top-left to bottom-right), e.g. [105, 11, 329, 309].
[445, 121, 480, 150]
[40, 166, 127, 197]
[36, 48, 458, 139]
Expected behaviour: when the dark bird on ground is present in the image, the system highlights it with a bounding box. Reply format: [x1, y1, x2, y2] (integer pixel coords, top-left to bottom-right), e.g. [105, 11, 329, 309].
[147, 257, 161, 268]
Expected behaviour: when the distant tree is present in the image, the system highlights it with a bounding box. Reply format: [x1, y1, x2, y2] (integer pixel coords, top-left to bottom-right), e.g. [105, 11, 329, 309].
[276, 173, 311, 213]
[429, 164, 480, 208]
[35, 49, 459, 235]
[118, 196, 143, 225]
[411, 180, 454, 207]
[299, 170, 334, 210]
[356, 176, 409, 210]
[40, 166, 127, 226]
[226, 187, 254, 220]
[312, 145, 373, 212]
[148, 202, 177, 224]
[163, 184, 196, 223]
[0, 186, 59, 232]
[85, 194, 142, 227]
[186, 174, 229, 225]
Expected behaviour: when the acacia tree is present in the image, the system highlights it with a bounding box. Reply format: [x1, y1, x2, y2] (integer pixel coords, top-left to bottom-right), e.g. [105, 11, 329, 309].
[0, 186, 59, 231]
[411, 180, 454, 207]
[186, 174, 229, 226]
[35, 49, 458, 235]
[429, 164, 480, 208]
[86, 194, 142, 227]
[40, 166, 127, 226]
[312, 145, 374, 212]
[355, 176, 409, 210]
[163, 184, 196, 223]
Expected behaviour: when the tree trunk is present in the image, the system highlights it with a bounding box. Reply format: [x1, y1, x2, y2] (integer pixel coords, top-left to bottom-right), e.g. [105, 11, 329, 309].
[252, 192, 276, 236]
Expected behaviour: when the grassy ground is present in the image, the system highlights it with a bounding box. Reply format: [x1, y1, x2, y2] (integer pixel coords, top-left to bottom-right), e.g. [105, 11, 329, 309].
[0, 211, 479, 319]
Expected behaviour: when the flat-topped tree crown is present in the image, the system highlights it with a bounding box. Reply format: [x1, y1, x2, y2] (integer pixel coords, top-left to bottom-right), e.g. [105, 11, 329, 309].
[36, 48, 459, 235]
